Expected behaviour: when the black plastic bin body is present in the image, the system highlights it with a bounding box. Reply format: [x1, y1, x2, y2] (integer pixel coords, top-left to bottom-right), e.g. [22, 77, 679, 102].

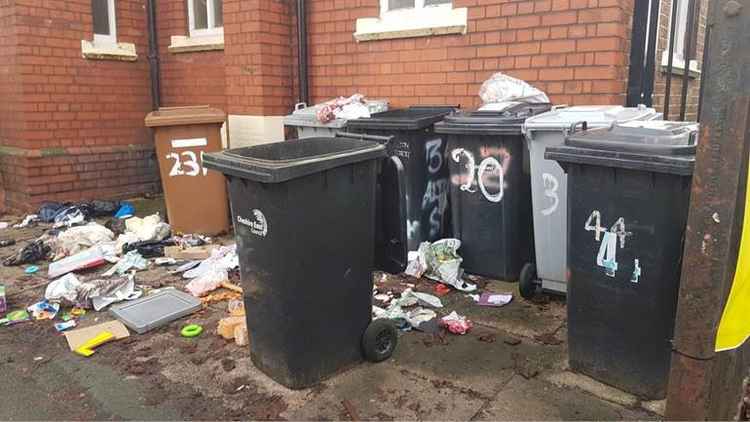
[203, 135, 406, 389]
[434, 103, 550, 280]
[546, 121, 698, 399]
[347, 106, 457, 250]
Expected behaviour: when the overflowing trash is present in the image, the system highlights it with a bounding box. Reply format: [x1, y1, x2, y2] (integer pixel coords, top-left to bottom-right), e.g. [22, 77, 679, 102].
[405, 239, 477, 292]
[315, 93, 371, 124]
[45, 272, 141, 311]
[478, 72, 550, 108]
[3, 237, 52, 266]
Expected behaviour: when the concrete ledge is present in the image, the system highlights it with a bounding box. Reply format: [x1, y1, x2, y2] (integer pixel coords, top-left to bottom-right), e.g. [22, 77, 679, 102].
[168, 35, 224, 53]
[0, 143, 155, 158]
[354, 7, 467, 42]
[81, 40, 137, 61]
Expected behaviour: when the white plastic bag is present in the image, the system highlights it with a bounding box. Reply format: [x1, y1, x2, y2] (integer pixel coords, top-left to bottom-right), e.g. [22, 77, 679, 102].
[479, 72, 549, 106]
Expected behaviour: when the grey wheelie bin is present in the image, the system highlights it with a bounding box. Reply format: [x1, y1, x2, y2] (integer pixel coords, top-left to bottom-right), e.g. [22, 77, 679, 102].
[519, 105, 659, 298]
[545, 120, 698, 399]
[434, 102, 551, 280]
[202, 133, 408, 389]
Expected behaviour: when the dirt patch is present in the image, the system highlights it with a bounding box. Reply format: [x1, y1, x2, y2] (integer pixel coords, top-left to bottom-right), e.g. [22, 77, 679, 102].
[221, 358, 236, 372]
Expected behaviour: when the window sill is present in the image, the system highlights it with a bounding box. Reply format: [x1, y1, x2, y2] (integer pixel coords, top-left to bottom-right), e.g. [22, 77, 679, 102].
[354, 7, 467, 42]
[81, 40, 137, 61]
[168, 35, 224, 53]
[660, 52, 700, 78]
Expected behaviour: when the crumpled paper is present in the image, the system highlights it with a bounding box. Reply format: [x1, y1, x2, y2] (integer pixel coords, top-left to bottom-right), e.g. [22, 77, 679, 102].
[102, 250, 148, 277]
[478, 72, 549, 106]
[405, 239, 477, 292]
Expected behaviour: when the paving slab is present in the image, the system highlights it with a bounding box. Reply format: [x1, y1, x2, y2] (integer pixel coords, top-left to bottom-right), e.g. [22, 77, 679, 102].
[475, 375, 657, 421]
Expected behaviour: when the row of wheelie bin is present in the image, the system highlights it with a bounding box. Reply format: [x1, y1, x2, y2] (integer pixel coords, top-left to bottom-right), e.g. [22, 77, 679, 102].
[192, 102, 698, 399]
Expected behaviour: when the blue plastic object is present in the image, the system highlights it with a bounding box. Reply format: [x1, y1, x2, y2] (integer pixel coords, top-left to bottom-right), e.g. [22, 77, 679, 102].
[115, 202, 135, 219]
[24, 265, 39, 274]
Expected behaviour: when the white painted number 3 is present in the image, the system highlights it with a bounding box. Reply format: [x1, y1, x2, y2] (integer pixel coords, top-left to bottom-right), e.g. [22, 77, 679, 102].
[541, 172, 559, 216]
[166, 150, 209, 177]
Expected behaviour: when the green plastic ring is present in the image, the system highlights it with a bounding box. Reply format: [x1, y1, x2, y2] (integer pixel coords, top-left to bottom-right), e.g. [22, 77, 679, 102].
[181, 324, 203, 338]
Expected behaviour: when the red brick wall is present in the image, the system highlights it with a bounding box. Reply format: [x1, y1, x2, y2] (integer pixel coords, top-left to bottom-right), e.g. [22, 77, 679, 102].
[0, 0, 159, 212]
[0, 1, 21, 211]
[157, 0, 227, 109]
[303, 0, 635, 108]
[223, 0, 295, 116]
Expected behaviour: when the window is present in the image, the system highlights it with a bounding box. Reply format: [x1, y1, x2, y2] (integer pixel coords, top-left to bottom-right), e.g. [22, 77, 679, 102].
[381, 0, 452, 17]
[669, 0, 700, 61]
[188, 0, 223, 37]
[92, 0, 117, 45]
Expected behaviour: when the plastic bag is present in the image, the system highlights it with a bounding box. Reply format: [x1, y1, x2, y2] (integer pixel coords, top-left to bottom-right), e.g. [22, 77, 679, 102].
[124, 214, 171, 243]
[478, 72, 549, 106]
[440, 311, 473, 335]
[53, 223, 115, 259]
[3, 238, 51, 266]
[405, 239, 477, 292]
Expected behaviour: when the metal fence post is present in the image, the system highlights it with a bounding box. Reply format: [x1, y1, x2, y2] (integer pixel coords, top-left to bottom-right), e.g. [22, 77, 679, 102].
[666, 0, 750, 419]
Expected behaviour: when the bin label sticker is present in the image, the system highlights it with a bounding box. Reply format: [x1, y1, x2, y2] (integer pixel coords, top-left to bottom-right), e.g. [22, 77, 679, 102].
[237, 209, 267, 237]
[541, 173, 559, 216]
[585, 210, 636, 279]
[165, 151, 208, 177]
[422, 139, 448, 239]
[171, 137, 208, 148]
[450, 147, 510, 204]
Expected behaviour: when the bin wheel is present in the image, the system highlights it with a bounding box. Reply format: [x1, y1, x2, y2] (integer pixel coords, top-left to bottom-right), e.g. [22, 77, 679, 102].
[519, 263, 539, 300]
[362, 319, 398, 362]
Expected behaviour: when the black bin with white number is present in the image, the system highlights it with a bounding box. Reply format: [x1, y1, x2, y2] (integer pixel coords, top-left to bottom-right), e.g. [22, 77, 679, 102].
[434, 103, 550, 280]
[347, 106, 457, 250]
[203, 133, 407, 389]
[546, 121, 698, 399]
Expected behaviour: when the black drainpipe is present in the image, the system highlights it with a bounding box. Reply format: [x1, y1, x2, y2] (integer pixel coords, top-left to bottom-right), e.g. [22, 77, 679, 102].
[296, 0, 309, 105]
[146, 0, 162, 110]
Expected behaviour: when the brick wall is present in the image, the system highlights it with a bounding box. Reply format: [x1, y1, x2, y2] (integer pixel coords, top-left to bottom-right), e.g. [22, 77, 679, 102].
[0, 1, 20, 211]
[0, 0, 159, 212]
[651, 0, 708, 121]
[304, 0, 635, 108]
[157, 0, 227, 109]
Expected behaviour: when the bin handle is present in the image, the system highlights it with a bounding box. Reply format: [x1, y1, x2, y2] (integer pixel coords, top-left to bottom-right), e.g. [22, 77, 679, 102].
[569, 121, 588, 134]
[551, 104, 569, 111]
[335, 131, 395, 144]
[294, 102, 307, 111]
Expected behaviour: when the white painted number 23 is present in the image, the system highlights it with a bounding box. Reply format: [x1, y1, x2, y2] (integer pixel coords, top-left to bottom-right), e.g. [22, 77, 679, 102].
[166, 150, 208, 177]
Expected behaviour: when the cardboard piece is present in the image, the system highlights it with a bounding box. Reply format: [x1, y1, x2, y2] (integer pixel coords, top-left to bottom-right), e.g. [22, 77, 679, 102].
[164, 245, 215, 260]
[64, 320, 130, 351]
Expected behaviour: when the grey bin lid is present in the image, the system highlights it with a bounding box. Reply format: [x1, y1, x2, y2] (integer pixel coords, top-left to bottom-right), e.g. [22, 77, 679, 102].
[545, 121, 699, 175]
[523, 105, 660, 135]
[203, 135, 387, 183]
[434, 102, 551, 135]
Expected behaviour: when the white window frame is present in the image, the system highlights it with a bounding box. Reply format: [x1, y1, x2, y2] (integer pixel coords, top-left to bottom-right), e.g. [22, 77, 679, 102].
[93, 0, 117, 46]
[188, 0, 224, 38]
[660, 0, 700, 75]
[379, 0, 452, 20]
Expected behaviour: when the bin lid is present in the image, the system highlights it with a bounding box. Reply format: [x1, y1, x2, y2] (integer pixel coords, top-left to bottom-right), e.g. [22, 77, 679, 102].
[434, 102, 551, 135]
[523, 105, 659, 135]
[202, 136, 387, 183]
[283, 100, 390, 129]
[145, 105, 226, 127]
[346, 106, 458, 131]
[545, 121, 699, 175]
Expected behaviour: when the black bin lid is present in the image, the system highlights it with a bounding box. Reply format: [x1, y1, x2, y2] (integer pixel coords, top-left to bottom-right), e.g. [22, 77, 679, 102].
[545, 121, 699, 175]
[346, 105, 458, 131]
[202, 136, 386, 183]
[435, 102, 552, 135]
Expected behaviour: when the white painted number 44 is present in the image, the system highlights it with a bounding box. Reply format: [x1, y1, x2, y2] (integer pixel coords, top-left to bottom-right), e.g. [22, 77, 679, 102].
[166, 150, 209, 177]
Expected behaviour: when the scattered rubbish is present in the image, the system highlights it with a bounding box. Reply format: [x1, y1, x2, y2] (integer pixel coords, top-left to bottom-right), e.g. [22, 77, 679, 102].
[109, 288, 201, 334]
[184, 245, 238, 297]
[478, 71, 549, 107]
[47, 245, 107, 278]
[33, 356, 44, 361]
[0, 309, 30, 326]
[433, 283, 451, 296]
[102, 251, 148, 277]
[227, 299, 245, 316]
[170, 260, 200, 274]
[200, 290, 241, 305]
[504, 337, 522, 346]
[88, 200, 122, 217]
[478, 334, 496, 343]
[54, 320, 77, 332]
[316, 94, 370, 124]
[466, 293, 480, 302]
[13, 214, 39, 228]
[181, 323, 203, 338]
[154, 257, 177, 266]
[75, 331, 115, 357]
[173, 234, 211, 248]
[27, 300, 60, 320]
[477, 292, 513, 307]
[0, 285, 5, 313]
[114, 202, 135, 219]
[0, 239, 15, 247]
[71, 307, 86, 317]
[186, 269, 227, 297]
[104, 218, 127, 235]
[53, 223, 115, 259]
[64, 320, 130, 351]
[165, 245, 215, 260]
[24, 265, 39, 274]
[39, 202, 64, 223]
[234, 323, 249, 346]
[221, 281, 243, 294]
[124, 214, 171, 243]
[4, 238, 52, 266]
[45, 273, 140, 310]
[217, 316, 249, 346]
[400, 288, 443, 308]
[440, 311, 473, 335]
[0, 222, 9, 229]
[122, 240, 169, 258]
[405, 308, 437, 331]
[405, 239, 477, 292]
[53, 206, 86, 228]
[341, 399, 360, 421]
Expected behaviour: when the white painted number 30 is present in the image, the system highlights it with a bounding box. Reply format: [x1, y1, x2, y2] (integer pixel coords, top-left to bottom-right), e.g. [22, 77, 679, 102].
[166, 150, 209, 177]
